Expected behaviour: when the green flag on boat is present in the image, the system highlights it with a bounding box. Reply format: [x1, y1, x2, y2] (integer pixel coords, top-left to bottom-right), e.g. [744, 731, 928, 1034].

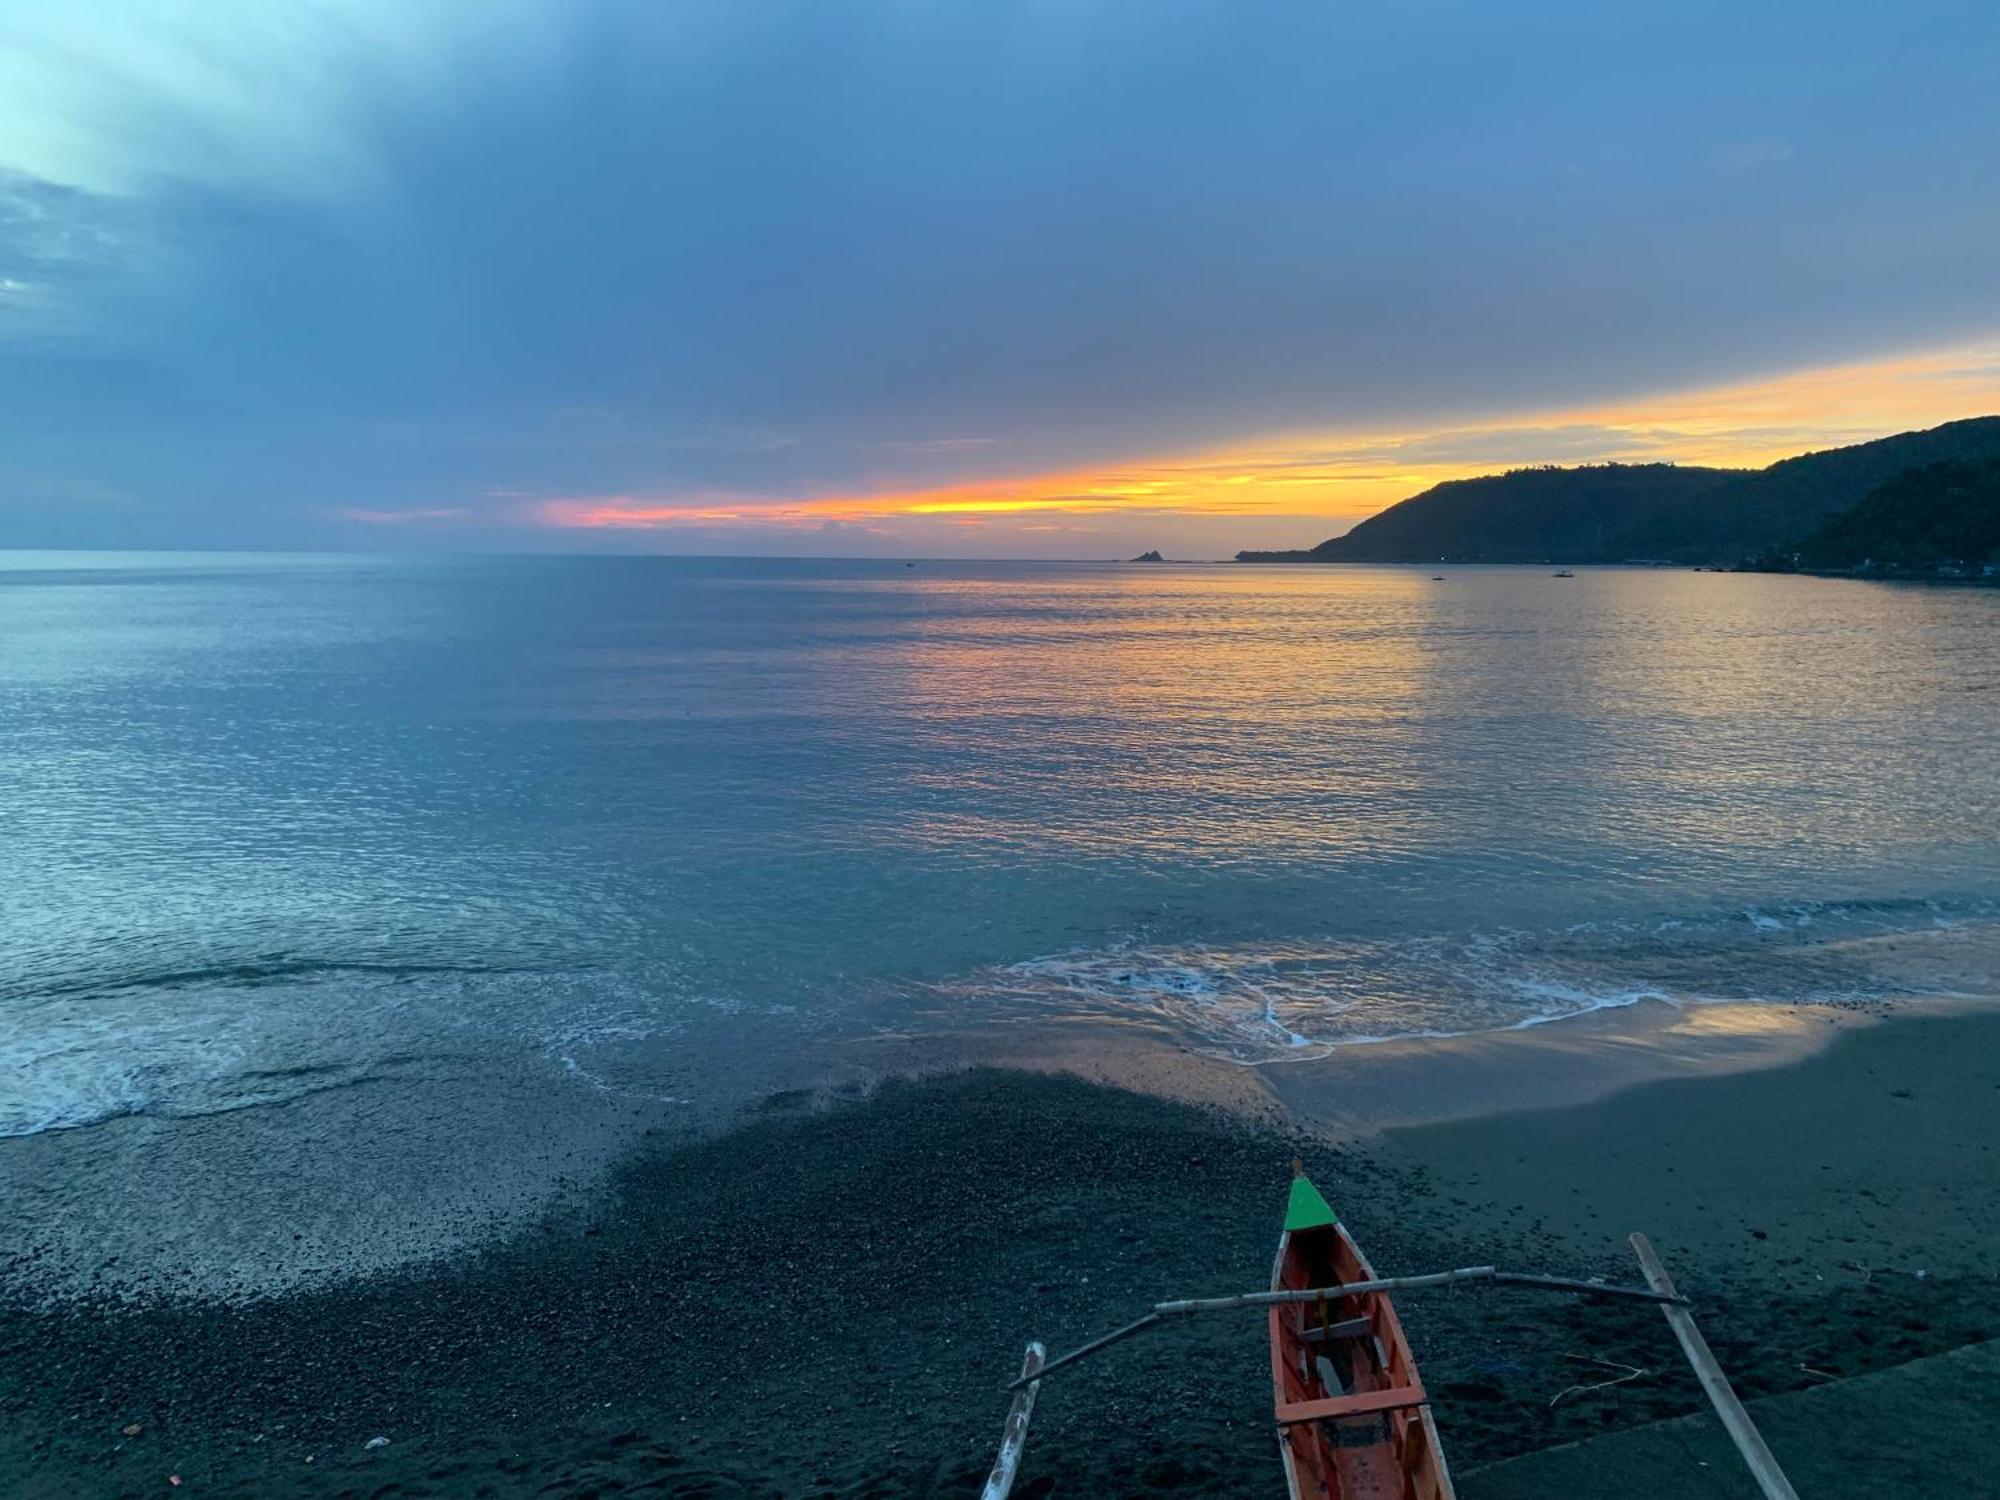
[1284, 1173, 1338, 1231]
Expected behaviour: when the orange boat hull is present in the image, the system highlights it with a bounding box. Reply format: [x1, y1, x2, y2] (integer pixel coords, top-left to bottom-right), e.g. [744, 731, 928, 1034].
[1269, 1218, 1455, 1500]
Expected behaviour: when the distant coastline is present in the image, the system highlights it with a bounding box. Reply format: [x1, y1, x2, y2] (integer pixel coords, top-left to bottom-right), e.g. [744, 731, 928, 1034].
[1238, 416, 2000, 575]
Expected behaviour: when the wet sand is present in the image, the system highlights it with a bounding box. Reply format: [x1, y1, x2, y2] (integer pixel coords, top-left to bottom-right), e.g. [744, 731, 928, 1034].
[3, 1008, 1996, 1497]
[1384, 1005, 2000, 1281]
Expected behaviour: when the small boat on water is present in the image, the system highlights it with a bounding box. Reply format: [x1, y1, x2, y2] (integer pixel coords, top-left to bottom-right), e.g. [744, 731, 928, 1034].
[1270, 1171, 1454, 1499]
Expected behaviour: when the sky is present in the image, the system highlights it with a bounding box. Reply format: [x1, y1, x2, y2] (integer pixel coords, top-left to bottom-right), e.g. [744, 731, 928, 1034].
[3, 1, 1999, 559]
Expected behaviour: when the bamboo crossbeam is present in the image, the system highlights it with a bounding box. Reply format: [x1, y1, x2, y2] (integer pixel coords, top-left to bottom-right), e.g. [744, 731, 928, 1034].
[1492, 1271, 1688, 1301]
[1630, 1234, 1799, 1500]
[1015, 1313, 1162, 1388]
[1153, 1265, 1500, 1316]
[1010, 1265, 1686, 1389]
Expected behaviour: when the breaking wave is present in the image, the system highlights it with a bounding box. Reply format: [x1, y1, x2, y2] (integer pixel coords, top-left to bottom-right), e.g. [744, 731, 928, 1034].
[0, 961, 688, 1139]
[5, 897, 1991, 1136]
[934, 897, 1994, 1064]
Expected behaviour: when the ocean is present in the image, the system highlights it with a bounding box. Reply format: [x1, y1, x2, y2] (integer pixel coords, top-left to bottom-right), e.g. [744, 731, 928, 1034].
[4, 551, 1997, 1293]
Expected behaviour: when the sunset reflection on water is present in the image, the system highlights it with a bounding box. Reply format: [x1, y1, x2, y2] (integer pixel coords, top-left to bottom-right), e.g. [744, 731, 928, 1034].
[5, 555, 1996, 1121]
[782, 563, 1997, 878]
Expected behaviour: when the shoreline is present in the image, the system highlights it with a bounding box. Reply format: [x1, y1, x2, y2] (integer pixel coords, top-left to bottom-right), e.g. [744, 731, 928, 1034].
[4, 1003, 1997, 1497]
[9, 913, 1993, 1308]
[3, 986, 1975, 1313]
[852, 913, 2000, 1141]
[848, 991, 1991, 1141]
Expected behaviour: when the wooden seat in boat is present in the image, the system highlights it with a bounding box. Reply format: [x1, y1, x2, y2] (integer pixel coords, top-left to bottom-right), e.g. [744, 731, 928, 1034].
[1276, 1383, 1429, 1426]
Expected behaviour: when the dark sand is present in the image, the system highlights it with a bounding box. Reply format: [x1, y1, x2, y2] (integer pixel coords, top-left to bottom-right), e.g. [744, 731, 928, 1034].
[1385, 1006, 2000, 1281]
[3, 1010, 1997, 1497]
[1462, 1339, 2000, 1498]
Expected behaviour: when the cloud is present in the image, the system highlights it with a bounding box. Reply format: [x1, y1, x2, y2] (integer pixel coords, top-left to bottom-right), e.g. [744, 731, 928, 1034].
[873, 437, 1000, 455]
[521, 337, 2000, 557]
[336, 506, 475, 526]
[0, 1, 1997, 552]
[0, 170, 146, 343]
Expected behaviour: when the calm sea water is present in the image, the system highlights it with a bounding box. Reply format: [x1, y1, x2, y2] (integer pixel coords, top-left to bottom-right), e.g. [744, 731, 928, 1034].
[4, 552, 1998, 1285]
[6, 551, 2000, 1133]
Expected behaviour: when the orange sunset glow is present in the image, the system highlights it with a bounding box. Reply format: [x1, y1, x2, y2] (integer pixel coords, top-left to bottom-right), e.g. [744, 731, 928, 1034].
[524, 339, 2000, 548]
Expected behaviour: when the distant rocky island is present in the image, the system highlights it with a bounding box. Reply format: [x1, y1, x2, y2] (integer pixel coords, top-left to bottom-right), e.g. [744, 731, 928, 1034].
[1128, 549, 1167, 562]
[1237, 416, 2000, 570]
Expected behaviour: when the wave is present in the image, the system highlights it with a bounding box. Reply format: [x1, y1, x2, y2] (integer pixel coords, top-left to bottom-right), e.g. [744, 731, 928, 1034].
[5, 896, 1991, 1137]
[934, 897, 1996, 1064]
[0, 961, 685, 1139]
[0, 957, 517, 1006]
[1728, 895, 1986, 933]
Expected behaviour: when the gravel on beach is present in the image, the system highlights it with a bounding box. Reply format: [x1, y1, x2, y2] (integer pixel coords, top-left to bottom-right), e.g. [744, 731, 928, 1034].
[4, 1012, 1997, 1498]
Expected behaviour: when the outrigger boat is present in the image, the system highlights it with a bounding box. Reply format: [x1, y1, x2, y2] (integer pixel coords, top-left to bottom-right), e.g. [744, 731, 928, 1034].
[981, 1171, 1798, 1500]
[1269, 1171, 1452, 1498]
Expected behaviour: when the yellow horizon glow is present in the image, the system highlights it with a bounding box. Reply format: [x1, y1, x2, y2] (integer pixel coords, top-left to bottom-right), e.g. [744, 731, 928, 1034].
[516, 337, 2000, 535]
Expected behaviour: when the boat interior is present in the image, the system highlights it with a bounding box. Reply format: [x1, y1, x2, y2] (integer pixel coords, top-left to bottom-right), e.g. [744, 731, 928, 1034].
[1270, 1220, 1454, 1500]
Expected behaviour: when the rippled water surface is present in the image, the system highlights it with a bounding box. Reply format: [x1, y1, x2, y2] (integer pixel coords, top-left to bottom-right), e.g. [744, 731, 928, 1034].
[5, 553, 1998, 1149]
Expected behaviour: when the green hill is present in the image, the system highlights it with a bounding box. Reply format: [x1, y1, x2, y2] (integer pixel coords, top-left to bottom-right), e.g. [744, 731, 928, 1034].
[1237, 416, 2000, 564]
[1791, 456, 2000, 570]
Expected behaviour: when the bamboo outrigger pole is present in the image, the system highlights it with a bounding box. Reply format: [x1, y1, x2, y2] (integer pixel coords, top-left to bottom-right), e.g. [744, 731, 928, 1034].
[1010, 1264, 1686, 1390]
[979, 1342, 1046, 1500]
[1629, 1234, 1799, 1500]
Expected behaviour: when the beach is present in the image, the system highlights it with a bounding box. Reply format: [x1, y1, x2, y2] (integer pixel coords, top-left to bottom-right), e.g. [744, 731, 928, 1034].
[5, 1003, 1995, 1498]
[5, 556, 1999, 1496]
[10, 5, 2000, 1493]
